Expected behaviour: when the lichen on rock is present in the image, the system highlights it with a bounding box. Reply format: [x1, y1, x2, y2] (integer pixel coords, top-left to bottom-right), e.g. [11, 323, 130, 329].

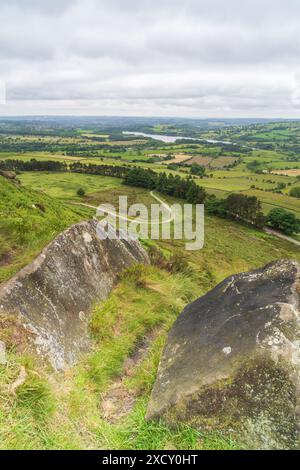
[147, 259, 300, 449]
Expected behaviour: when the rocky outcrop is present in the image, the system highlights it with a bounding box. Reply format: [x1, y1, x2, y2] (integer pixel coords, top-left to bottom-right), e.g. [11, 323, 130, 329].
[0, 170, 19, 184]
[147, 260, 300, 449]
[0, 221, 149, 370]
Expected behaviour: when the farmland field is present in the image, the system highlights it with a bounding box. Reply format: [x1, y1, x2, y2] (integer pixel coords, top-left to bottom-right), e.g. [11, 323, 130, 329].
[19, 172, 123, 199]
[1, 117, 300, 231]
[272, 169, 300, 176]
[163, 154, 191, 164]
[185, 156, 239, 168]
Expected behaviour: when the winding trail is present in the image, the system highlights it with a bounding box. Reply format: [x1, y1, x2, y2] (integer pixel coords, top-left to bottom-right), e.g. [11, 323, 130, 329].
[72, 192, 300, 248]
[71, 190, 175, 225]
[263, 227, 300, 248]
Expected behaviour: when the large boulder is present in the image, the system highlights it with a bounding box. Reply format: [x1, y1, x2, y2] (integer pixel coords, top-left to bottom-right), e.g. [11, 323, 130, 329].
[147, 260, 300, 449]
[0, 221, 149, 370]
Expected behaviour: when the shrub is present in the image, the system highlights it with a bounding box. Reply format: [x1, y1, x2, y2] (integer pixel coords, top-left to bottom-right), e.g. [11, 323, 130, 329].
[290, 187, 300, 198]
[77, 188, 85, 197]
[267, 208, 300, 235]
[148, 246, 192, 275]
[147, 245, 168, 269]
[190, 163, 206, 177]
[167, 251, 192, 275]
[120, 264, 147, 288]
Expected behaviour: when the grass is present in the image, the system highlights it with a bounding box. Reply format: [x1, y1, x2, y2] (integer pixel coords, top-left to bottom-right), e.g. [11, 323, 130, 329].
[0, 264, 241, 450]
[1, 159, 300, 450]
[1, 181, 300, 449]
[19, 171, 122, 199]
[0, 176, 90, 282]
[2, 165, 300, 286]
[244, 188, 300, 216]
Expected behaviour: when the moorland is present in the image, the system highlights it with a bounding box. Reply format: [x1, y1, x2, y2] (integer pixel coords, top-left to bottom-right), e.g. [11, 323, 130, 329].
[0, 116, 300, 449]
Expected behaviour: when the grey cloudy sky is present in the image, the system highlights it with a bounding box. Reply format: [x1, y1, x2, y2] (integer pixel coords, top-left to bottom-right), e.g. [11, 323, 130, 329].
[0, 0, 300, 117]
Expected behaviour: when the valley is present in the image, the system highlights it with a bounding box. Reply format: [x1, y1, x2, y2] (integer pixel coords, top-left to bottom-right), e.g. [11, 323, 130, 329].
[1, 117, 300, 450]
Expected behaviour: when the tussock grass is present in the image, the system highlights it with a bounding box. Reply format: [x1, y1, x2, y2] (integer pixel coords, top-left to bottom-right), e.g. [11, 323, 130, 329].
[0, 354, 55, 449]
[87, 264, 195, 391]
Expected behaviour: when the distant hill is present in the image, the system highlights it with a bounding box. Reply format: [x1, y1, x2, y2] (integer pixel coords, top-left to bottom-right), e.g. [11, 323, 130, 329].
[0, 115, 295, 133]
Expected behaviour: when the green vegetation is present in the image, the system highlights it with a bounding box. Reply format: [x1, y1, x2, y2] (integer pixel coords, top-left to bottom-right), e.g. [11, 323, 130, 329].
[3, 157, 300, 233]
[267, 208, 300, 236]
[1, 118, 300, 450]
[190, 163, 206, 177]
[290, 186, 300, 198]
[19, 171, 122, 199]
[124, 167, 206, 203]
[1, 117, 300, 227]
[1, 183, 299, 449]
[76, 187, 86, 197]
[207, 193, 265, 228]
[0, 176, 89, 282]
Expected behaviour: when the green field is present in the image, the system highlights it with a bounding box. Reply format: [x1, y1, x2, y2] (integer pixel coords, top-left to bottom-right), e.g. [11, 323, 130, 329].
[19, 172, 123, 199]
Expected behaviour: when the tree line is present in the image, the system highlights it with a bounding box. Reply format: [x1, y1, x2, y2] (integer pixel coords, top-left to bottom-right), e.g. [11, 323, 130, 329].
[1, 158, 299, 235]
[206, 193, 300, 234]
[206, 193, 265, 228]
[0, 158, 68, 172]
[123, 167, 206, 204]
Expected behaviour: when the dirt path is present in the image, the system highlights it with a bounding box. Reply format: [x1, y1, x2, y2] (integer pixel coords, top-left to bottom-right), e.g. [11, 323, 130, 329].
[100, 330, 158, 423]
[71, 190, 175, 225]
[264, 227, 300, 248]
[72, 199, 300, 248]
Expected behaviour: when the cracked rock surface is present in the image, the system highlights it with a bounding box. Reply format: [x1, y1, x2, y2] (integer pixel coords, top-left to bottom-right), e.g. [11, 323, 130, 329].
[0, 220, 149, 370]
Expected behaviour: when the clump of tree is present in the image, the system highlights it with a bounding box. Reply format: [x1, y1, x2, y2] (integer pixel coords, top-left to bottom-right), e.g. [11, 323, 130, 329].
[69, 161, 130, 179]
[266, 208, 300, 236]
[246, 160, 262, 173]
[167, 163, 179, 171]
[289, 186, 300, 198]
[123, 167, 206, 203]
[206, 193, 265, 228]
[123, 167, 157, 189]
[190, 163, 206, 177]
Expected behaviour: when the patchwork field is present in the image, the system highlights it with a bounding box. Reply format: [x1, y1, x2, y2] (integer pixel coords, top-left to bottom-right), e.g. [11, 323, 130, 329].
[185, 155, 239, 168]
[272, 169, 300, 176]
[164, 154, 191, 164]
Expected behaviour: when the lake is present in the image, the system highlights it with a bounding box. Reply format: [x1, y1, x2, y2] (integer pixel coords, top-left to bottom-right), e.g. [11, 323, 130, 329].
[123, 131, 234, 146]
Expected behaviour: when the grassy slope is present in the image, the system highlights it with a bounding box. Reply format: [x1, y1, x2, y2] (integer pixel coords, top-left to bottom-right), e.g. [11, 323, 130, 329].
[0, 175, 90, 282]
[0, 180, 299, 449]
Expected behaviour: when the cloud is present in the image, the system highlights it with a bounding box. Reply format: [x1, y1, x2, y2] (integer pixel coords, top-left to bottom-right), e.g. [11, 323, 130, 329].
[0, 0, 300, 117]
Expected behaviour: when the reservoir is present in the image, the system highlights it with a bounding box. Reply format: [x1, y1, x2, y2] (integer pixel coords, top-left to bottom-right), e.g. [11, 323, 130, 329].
[123, 131, 234, 146]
